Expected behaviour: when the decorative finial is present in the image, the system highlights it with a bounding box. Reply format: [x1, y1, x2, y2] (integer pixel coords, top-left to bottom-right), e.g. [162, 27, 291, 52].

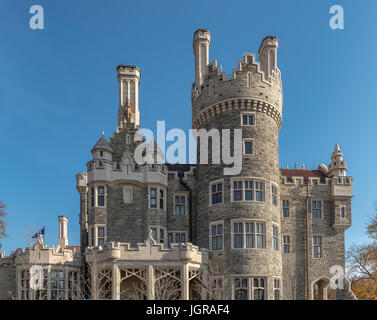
[102, 131, 104, 136]
[302, 163, 305, 170]
[294, 162, 297, 169]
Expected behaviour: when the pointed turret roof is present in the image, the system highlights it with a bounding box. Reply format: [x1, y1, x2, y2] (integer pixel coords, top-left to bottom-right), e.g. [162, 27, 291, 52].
[91, 132, 113, 153]
[331, 142, 343, 160]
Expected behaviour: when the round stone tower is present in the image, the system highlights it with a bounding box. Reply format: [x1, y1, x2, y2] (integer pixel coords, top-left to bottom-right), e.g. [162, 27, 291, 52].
[192, 30, 283, 300]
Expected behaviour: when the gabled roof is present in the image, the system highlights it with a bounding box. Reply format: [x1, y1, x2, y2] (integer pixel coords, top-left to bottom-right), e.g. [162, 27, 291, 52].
[280, 169, 327, 183]
[91, 133, 113, 153]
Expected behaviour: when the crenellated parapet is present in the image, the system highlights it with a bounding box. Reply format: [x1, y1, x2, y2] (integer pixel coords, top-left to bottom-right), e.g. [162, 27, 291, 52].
[85, 233, 208, 266]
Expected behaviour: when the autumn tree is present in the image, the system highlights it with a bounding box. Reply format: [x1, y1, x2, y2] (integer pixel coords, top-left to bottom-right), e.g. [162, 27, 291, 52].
[346, 204, 377, 300]
[0, 201, 7, 251]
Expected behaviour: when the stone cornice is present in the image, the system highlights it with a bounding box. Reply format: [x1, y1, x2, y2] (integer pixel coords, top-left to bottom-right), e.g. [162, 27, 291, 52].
[192, 98, 282, 130]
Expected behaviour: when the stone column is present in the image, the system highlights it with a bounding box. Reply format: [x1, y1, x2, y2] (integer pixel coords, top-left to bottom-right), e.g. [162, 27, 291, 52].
[147, 265, 155, 300]
[112, 264, 120, 300]
[182, 264, 189, 300]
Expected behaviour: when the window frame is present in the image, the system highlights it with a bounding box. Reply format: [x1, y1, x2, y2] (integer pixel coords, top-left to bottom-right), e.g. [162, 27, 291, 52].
[89, 224, 106, 247]
[312, 235, 323, 259]
[340, 205, 346, 219]
[311, 200, 323, 219]
[282, 199, 289, 218]
[209, 179, 224, 206]
[243, 138, 254, 156]
[167, 231, 188, 248]
[209, 221, 224, 251]
[271, 183, 279, 207]
[282, 234, 291, 254]
[231, 220, 266, 250]
[230, 178, 266, 203]
[272, 225, 280, 251]
[148, 186, 166, 211]
[149, 225, 167, 245]
[174, 193, 187, 216]
[240, 112, 256, 127]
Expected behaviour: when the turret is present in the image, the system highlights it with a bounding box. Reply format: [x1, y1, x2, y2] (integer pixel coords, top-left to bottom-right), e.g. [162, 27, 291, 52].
[328, 142, 347, 177]
[117, 65, 141, 127]
[258, 36, 279, 81]
[91, 132, 113, 162]
[193, 29, 211, 88]
[57, 216, 68, 251]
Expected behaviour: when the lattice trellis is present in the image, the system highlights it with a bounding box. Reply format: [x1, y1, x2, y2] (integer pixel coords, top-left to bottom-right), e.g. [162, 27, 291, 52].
[154, 267, 181, 282]
[119, 267, 147, 282]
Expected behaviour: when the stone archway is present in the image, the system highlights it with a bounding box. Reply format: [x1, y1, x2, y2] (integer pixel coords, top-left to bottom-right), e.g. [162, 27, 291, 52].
[312, 278, 330, 300]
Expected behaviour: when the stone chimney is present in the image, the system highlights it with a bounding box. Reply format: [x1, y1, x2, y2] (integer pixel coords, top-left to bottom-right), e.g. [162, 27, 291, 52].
[57, 216, 68, 251]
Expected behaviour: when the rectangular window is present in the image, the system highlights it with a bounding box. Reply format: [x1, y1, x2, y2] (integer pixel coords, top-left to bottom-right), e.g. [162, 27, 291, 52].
[159, 189, 164, 210]
[282, 200, 289, 218]
[159, 229, 164, 244]
[255, 181, 265, 202]
[271, 185, 278, 206]
[340, 206, 346, 218]
[91, 227, 95, 247]
[97, 186, 105, 207]
[231, 179, 264, 202]
[150, 226, 166, 245]
[91, 188, 94, 207]
[272, 226, 279, 251]
[242, 113, 255, 126]
[150, 188, 157, 208]
[244, 140, 254, 155]
[283, 235, 291, 253]
[174, 195, 186, 215]
[312, 200, 322, 219]
[234, 277, 248, 300]
[97, 227, 105, 247]
[253, 277, 265, 300]
[233, 222, 243, 248]
[233, 181, 243, 201]
[313, 235, 323, 258]
[232, 221, 265, 249]
[211, 182, 223, 205]
[210, 222, 224, 250]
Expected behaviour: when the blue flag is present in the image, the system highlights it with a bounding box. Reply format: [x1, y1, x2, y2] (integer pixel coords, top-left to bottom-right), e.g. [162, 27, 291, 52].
[32, 226, 45, 239]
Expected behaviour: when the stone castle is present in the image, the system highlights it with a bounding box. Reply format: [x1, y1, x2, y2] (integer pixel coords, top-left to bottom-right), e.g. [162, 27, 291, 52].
[0, 30, 355, 300]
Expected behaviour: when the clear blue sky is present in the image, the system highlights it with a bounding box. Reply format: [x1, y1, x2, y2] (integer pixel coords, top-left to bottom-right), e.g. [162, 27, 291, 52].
[0, 0, 376, 254]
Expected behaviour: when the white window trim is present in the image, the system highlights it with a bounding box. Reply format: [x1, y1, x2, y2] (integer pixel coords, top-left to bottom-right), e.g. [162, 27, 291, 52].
[148, 186, 166, 211]
[240, 112, 256, 126]
[311, 199, 323, 219]
[312, 234, 324, 259]
[271, 182, 279, 207]
[243, 138, 254, 156]
[89, 224, 106, 247]
[209, 178, 224, 206]
[230, 219, 267, 250]
[230, 177, 266, 203]
[273, 277, 282, 300]
[173, 193, 188, 216]
[209, 220, 224, 251]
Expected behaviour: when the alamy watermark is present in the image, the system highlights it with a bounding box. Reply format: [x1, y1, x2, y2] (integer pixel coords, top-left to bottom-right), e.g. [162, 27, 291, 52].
[329, 5, 344, 30]
[133, 121, 243, 175]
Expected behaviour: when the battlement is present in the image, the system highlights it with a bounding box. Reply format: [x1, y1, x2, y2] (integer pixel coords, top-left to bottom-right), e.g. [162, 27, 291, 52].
[85, 234, 208, 265]
[191, 32, 283, 129]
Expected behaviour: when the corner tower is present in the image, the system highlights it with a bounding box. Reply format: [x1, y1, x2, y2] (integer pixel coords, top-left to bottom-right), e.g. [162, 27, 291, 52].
[191, 30, 283, 300]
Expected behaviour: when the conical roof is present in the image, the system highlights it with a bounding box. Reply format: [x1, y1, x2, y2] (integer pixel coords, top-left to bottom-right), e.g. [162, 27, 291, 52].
[91, 132, 113, 153]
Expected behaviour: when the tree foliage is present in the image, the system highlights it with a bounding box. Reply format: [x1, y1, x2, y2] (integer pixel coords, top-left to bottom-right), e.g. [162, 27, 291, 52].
[0, 201, 7, 250]
[347, 205, 377, 300]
